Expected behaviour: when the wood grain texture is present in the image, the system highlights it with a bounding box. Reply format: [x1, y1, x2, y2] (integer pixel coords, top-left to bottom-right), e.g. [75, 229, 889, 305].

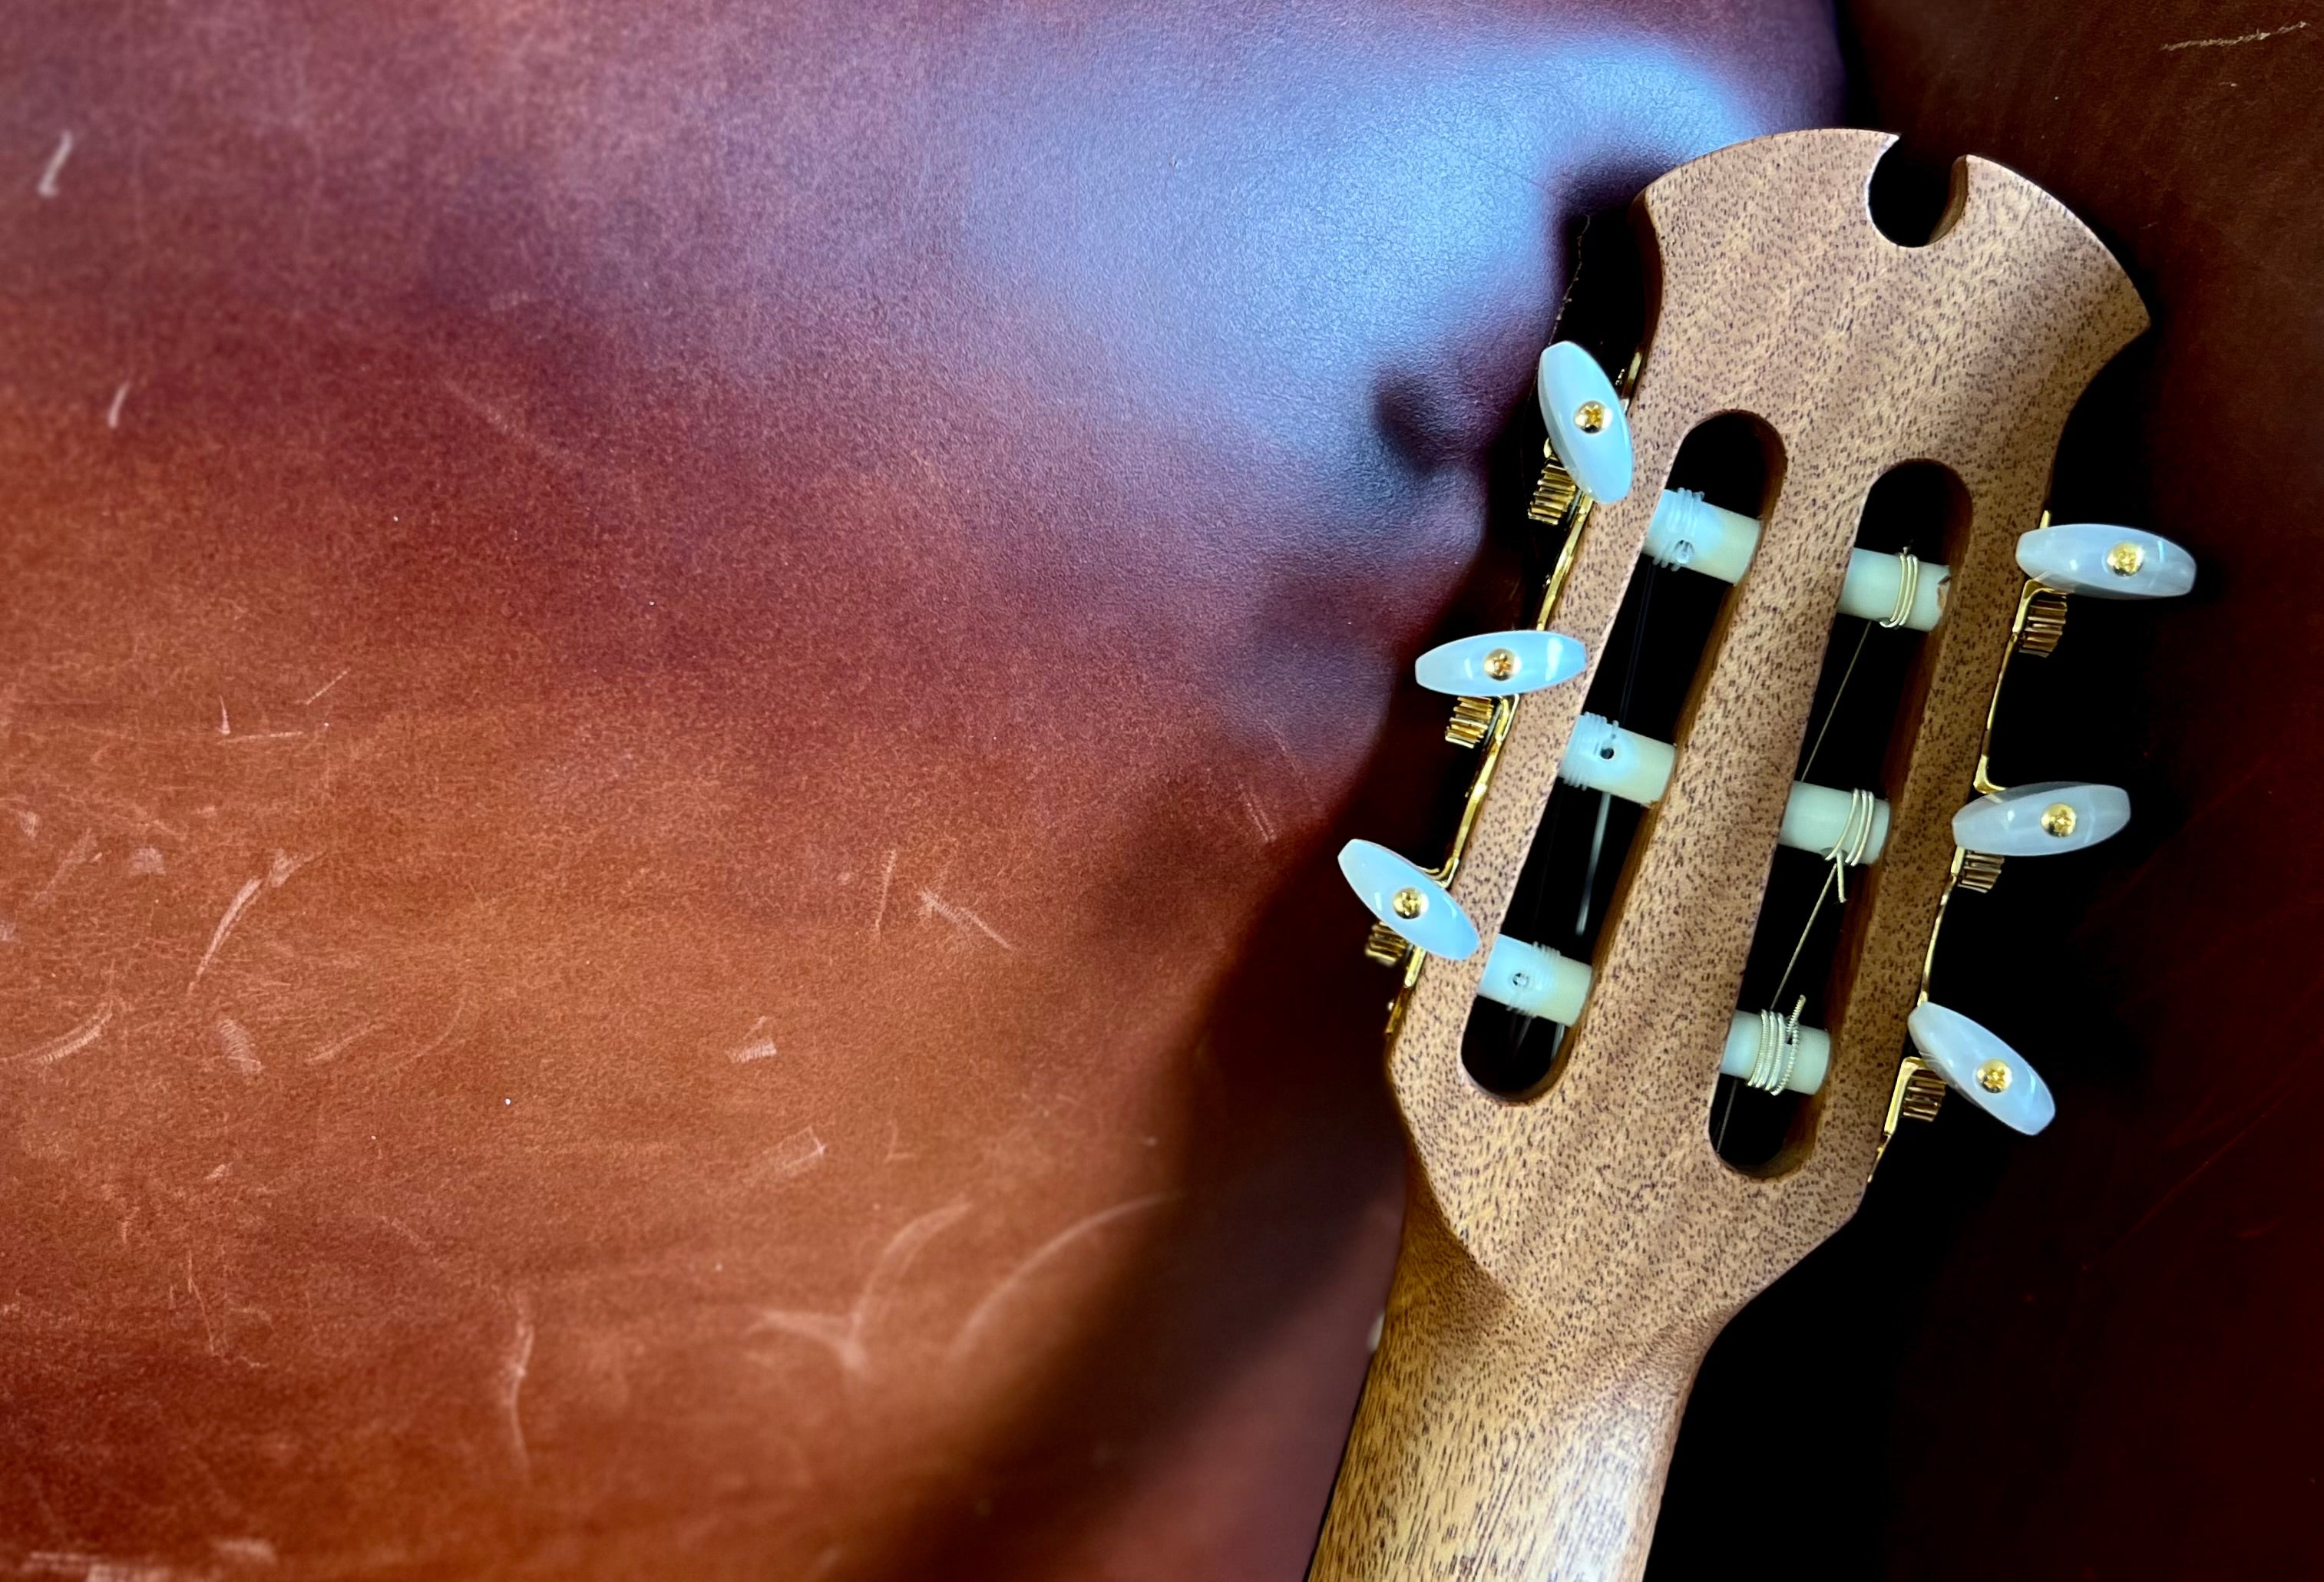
[1311, 129, 2146, 1581]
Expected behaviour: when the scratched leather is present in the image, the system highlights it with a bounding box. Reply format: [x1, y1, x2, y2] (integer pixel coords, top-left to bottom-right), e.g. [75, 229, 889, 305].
[0, 4, 1837, 1577]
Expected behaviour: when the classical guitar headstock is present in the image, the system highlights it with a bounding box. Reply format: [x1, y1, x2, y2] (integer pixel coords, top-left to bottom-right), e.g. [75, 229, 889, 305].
[1334, 129, 2192, 1326]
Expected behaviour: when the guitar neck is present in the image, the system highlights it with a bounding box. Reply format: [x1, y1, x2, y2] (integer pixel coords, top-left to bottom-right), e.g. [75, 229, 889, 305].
[1311, 1188, 1714, 1582]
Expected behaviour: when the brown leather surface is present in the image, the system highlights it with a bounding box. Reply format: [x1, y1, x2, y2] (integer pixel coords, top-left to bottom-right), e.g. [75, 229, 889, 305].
[1653, 3, 2324, 1577]
[0, 5, 1840, 1577]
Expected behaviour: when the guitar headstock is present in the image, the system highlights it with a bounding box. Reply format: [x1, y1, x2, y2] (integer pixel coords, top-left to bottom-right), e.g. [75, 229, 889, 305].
[1337, 129, 2190, 1325]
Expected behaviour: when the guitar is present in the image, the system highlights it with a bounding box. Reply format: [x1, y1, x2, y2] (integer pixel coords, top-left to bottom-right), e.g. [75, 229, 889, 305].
[1313, 129, 2192, 1580]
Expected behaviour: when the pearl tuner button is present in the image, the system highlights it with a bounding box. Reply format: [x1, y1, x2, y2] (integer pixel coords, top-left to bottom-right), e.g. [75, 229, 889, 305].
[1338, 841, 1479, 961]
[1414, 630, 1588, 699]
[2015, 523, 2194, 599]
[1951, 781, 2130, 857]
[1906, 1002, 2056, 1134]
[1536, 342, 1634, 504]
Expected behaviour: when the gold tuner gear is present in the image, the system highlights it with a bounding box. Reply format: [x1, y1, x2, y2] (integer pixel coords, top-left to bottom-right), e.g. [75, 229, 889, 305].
[2017, 589, 2069, 657]
[1364, 921, 1413, 968]
[1445, 695, 1496, 749]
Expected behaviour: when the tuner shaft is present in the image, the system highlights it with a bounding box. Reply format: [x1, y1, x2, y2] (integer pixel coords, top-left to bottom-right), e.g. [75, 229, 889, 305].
[1644, 490, 1949, 632]
[1561, 714, 1891, 865]
[1479, 934, 1826, 1095]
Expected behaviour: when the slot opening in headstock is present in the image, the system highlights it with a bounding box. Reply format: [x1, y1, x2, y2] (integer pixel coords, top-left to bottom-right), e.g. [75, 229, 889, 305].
[1459, 411, 1777, 1100]
[1710, 460, 1969, 1173]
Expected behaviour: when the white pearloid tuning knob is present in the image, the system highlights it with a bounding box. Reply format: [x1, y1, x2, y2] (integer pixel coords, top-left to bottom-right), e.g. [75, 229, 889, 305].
[1536, 342, 1633, 503]
[1643, 490, 1948, 632]
[1337, 840, 1479, 961]
[1952, 781, 2131, 857]
[1906, 1002, 2056, 1134]
[2016, 523, 2194, 599]
[1560, 714, 1891, 864]
[1414, 630, 1586, 698]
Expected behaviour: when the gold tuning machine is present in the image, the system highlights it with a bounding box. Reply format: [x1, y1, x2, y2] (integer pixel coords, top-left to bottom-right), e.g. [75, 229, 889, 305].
[1350, 343, 1627, 979]
[1444, 695, 1496, 749]
[1875, 521, 2194, 1178]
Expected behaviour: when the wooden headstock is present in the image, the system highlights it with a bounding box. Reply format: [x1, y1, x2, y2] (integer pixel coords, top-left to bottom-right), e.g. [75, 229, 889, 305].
[1314, 130, 2183, 1580]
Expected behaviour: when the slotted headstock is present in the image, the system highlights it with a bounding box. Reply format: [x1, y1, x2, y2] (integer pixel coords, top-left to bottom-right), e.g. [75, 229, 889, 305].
[1317, 130, 2190, 1581]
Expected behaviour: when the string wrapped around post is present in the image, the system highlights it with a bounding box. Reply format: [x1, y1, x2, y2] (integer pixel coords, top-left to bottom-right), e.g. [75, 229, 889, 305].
[1747, 997, 1807, 1094]
[1823, 786, 1879, 901]
[1879, 550, 1922, 630]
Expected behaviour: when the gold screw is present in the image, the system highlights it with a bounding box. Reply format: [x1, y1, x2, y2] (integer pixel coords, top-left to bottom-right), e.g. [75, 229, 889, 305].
[1977, 1059, 2012, 1094]
[1574, 400, 1609, 435]
[1483, 648, 1519, 682]
[1390, 887, 1426, 920]
[2040, 802, 2078, 837]
[2105, 541, 2144, 577]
